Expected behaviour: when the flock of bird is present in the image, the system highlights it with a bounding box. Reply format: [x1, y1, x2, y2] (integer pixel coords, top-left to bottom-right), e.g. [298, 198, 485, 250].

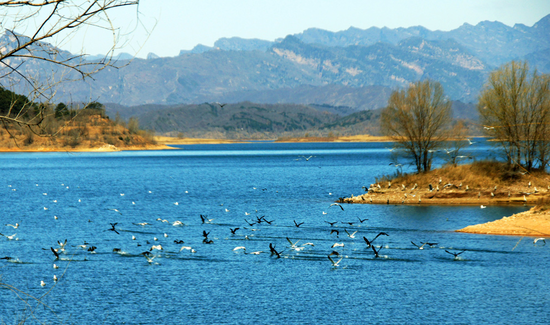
[1, 155, 547, 290]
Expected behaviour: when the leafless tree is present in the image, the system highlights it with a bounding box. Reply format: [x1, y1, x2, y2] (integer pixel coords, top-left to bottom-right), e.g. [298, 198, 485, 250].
[381, 80, 452, 173]
[0, 0, 140, 135]
[478, 61, 550, 171]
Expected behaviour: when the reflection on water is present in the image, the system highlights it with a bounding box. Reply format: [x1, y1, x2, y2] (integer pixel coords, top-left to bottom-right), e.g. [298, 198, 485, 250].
[0, 140, 546, 324]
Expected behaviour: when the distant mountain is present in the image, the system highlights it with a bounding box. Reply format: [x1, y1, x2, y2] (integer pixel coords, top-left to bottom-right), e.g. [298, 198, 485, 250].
[3, 14, 549, 116]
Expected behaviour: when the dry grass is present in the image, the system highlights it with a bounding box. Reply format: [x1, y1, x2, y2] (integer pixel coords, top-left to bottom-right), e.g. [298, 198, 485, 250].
[344, 161, 550, 206]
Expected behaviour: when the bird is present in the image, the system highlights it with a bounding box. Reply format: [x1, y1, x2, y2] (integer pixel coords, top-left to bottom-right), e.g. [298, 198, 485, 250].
[41, 280, 47, 287]
[371, 245, 383, 258]
[172, 221, 184, 226]
[344, 229, 357, 239]
[108, 223, 120, 235]
[53, 264, 59, 269]
[230, 227, 240, 234]
[480, 205, 487, 209]
[330, 229, 340, 237]
[466, 138, 475, 145]
[329, 203, 344, 211]
[142, 251, 155, 263]
[331, 243, 345, 248]
[300, 156, 315, 161]
[0, 233, 17, 240]
[411, 241, 428, 249]
[180, 246, 196, 253]
[5, 223, 19, 229]
[269, 243, 283, 258]
[233, 246, 246, 252]
[325, 221, 337, 226]
[445, 250, 466, 259]
[109, 208, 122, 215]
[286, 237, 303, 251]
[202, 230, 210, 238]
[174, 239, 184, 244]
[327, 251, 343, 267]
[150, 245, 163, 251]
[50, 247, 60, 260]
[293, 220, 304, 227]
[357, 217, 368, 223]
[533, 238, 546, 245]
[53, 275, 58, 282]
[363, 232, 389, 248]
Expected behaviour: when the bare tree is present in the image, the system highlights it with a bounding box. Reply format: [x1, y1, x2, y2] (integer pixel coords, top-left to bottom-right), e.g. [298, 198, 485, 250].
[478, 61, 550, 171]
[0, 0, 140, 135]
[381, 80, 452, 173]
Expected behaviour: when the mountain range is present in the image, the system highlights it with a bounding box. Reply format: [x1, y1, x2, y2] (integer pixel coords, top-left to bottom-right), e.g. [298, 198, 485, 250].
[2, 14, 549, 137]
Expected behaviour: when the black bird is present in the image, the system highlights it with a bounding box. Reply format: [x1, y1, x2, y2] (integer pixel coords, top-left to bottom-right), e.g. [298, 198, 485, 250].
[293, 220, 304, 227]
[109, 223, 119, 235]
[255, 216, 264, 224]
[341, 221, 354, 226]
[50, 247, 60, 260]
[357, 217, 368, 223]
[445, 250, 466, 258]
[200, 215, 208, 224]
[325, 221, 337, 226]
[269, 243, 282, 258]
[174, 239, 185, 244]
[244, 219, 256, 226]
[363, 232, 389, 248]
[202, 230, 210, 239]
[330, 229, 340, 237]
[261, 216, 274, 225]
[230, 228, 240, 234]
[203, 238, 214, 244]
[87, 246, 97, 253]
[421, 242, 438, 247]
[371, 244, 383, 258]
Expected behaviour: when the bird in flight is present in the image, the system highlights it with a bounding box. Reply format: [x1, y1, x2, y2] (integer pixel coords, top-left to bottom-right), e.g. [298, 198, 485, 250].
[445, 249, 466, 259]
[363, 232, 389, 248]
[327, 251, 343, 267]
[293, 220, 304, 227]
[344, 229, 357, 239]
[108, 223, 120, 235]
[329, 203, 344, 211]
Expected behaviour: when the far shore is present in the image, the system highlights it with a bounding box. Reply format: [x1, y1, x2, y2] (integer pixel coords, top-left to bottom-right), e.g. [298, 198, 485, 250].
[0, 134, 394, 152]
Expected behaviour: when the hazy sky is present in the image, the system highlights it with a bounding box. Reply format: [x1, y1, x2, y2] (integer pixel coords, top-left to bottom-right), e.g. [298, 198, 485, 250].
[59, 0, 550, 58]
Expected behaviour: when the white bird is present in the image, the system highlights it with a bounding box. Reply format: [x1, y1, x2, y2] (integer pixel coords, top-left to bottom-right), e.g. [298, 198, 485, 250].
[132, 235, 136, 240]
[534, 238, 546, 245]
[480, 205, 487, 209]
[286, 237, 303, 251]
[53, 264, 59, 269]
[0, 233, 17, 240]
[331, 243, 345, 248]
[233, 246, 246, 252]
[40, 281, 46, 287]
[174, 202, 179, 205]
[53, 275, 58, 282]
[344, 229, 357, 239]
[327, 251, 343, 267]
[466, 138, 475, 145]
[172, 221, 184, 226]
[143, 253, 155, 263]
[6, 223, 19, 229]
[180, 246, 196, 253]
[150, 245, 163, 251]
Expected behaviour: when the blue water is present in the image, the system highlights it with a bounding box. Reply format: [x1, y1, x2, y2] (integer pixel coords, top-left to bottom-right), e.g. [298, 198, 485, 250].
[0, 140, 548, 324]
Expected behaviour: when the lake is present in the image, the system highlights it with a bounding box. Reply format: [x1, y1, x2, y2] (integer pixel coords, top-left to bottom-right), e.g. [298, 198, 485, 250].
[0, 140, 547, 324]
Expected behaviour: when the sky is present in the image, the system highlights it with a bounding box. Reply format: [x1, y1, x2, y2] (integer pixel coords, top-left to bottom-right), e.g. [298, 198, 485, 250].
[18, 0, 550, 59]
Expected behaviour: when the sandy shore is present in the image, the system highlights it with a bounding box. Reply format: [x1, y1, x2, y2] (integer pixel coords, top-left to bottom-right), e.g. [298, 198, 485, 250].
[457, 206, 550, 237]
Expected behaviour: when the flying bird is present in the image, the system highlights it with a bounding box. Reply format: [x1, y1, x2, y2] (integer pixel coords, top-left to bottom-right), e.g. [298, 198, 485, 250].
[327, 251, 343, 267]
[329, 203, 344, 211]
[363, 232, 389, 248]
[445, 249, 466, 258]
[108, 223, 120, 235]
[293, 220, 304, 227]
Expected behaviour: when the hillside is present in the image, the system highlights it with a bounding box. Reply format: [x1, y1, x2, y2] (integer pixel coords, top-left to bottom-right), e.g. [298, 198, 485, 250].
[0, 107, 163, 152]
[105, 100, 478, 139]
